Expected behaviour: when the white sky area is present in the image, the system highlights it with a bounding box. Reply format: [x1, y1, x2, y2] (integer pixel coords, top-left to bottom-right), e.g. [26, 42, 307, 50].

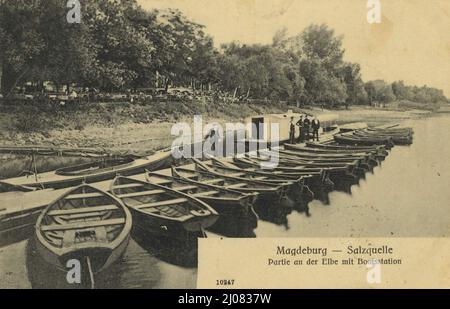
[139, 0, 450, 96]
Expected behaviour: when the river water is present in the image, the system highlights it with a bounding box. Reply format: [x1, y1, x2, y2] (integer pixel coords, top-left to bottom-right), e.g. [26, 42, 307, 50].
[1, 115, 449, 288]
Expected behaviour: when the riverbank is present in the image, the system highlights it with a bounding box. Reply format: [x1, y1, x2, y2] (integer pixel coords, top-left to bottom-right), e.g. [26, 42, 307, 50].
[0, 101, 294, 152]
[0, 101, 445, 154]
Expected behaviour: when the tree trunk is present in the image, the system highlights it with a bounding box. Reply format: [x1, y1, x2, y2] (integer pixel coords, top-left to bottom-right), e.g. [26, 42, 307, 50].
[5, 66, 29, 98]
[0, 61, 3, 96]
[164, 77, 170, 92]
[155, 71, 160, 88]
[233, 87, 238, 99]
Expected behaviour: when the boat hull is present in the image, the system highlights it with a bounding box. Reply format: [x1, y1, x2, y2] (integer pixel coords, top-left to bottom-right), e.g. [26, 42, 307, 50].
[35, 232, 130, 274]
[0, 152, 172, 191]
[334, 134, 394, 148]
[129, 207, 217, 240]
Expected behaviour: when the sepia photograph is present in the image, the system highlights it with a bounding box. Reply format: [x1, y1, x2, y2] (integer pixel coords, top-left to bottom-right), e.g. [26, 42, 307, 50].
[0, 0, 449, 291]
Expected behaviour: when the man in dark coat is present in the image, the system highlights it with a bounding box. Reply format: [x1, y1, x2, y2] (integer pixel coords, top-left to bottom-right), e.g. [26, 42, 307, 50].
[312, 117, 321, 141]
[296, 115, 304, 143]
[303, 115, 311, 141]
[289, 117, 296, 144]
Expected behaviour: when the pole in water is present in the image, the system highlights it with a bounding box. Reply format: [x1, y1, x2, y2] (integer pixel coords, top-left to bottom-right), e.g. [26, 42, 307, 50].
[85, 256, 95, 289]
[32, 153, 38, 182]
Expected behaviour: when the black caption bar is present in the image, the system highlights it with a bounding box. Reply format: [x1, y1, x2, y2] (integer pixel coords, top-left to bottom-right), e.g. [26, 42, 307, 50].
[0, 289, 447, 307]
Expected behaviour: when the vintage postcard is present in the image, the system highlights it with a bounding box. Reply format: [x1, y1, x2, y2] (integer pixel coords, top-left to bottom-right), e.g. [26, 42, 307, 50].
[0, 0, 449, 291]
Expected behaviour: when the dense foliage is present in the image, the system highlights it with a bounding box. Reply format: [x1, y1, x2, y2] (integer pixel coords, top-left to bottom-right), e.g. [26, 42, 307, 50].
[0, 0, 447, 106]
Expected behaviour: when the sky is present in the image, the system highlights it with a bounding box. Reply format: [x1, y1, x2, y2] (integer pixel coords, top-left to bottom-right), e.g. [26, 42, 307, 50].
[139, 0, 450, 96]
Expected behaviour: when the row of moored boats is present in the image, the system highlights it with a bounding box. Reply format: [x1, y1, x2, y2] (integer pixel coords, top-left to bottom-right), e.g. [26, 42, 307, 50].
[2, 125, 414, 281]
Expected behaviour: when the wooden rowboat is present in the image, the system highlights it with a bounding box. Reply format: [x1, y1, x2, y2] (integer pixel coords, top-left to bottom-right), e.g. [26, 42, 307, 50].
[35, 184, 132, 277]
[0, 151, 172, 191]
[209, 158, 332, 199]
[211, 157, 325, 180]
[366, 127, 413, 135]
[302, 145, 388, 161]
[232, 156, 332, 174]
[242, 154, 359, 171]
[199, 158, 304, 185]
[145, 169, 258, 224]
[111, 176, 218, 239]
[272, 148, 375, 162]
[273, 149, 377, 168]
[279, 147, 370, 158]
[194, 158, 295, 186]
[334, 134, 394, 148]
[304, 142, 389, 156]
[285, 143, 381, 156]
[233, 157, 358, 184]
[172, 165, 290, 207]
[353, 130, 413, 145]
[174, 165, 285, 195]
[264, 150, 374, 173]
[362, 129, 412, 136]
[248, 154, 366, 180]
[192, 159, 315, 207]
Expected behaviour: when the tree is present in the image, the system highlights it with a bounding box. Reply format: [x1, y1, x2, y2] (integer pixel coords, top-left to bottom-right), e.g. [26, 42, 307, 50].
[217, 43, 302, 101]
[0, 0, 46, 95]
[364, 80, 396, 104]
[341, 63, 368, 105]
[392, 81, 446, 104]
[149, 9, 206, 90]
[392, 81, 413, 101]
[275, 23, 349, 106]
[301, 24, 344, 75]
[1, 2, 447, 107]
[84, 0, 155, 90]
[300, 59, 347, 105]
[190, 33, 220, 89]
[37, 0, 98, 91]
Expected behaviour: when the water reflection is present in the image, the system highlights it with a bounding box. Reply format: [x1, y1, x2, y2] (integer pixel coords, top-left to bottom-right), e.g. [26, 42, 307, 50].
[332, 179, 354, 194]
[254, 201, 292, 229]
[208, 215, 257, 238]
[131, 227, 198, 267]
[256, 115, 450, 238]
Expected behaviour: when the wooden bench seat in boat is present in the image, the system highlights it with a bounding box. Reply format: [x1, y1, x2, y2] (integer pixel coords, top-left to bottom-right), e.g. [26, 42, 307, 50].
[40, 218, 126, 232]
[65, 192, 105, 200]
[134, 190, 220, 211]
[47, 205, 118, 216]
[111, 183, 146, 189]
[135, 198, 189, 210]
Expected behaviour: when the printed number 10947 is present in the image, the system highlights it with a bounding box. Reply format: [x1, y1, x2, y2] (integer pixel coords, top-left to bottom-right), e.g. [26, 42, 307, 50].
[216, 279, 235, 286]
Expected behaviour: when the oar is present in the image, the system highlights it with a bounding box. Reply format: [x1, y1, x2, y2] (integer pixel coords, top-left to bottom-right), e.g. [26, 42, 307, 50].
[85, 256, 95, 289]
[200, 226, 207, 238]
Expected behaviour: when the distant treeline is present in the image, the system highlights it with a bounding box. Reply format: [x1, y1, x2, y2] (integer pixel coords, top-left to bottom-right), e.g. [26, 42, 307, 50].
[0, 0, 448, 106]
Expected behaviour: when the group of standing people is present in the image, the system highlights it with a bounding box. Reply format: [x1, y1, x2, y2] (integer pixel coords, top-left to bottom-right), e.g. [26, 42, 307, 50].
[289, 115, 321, 144]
